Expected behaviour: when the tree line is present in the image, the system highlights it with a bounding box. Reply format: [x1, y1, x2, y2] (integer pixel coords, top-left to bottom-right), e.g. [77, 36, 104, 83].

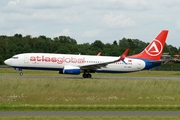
[0, 34, 179, 65]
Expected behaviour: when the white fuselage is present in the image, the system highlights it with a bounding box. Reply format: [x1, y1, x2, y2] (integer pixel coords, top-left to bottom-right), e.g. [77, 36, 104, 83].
[5, 53, 146, 73]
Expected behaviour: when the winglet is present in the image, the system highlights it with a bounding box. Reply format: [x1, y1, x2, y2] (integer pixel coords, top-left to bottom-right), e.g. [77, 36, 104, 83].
[118, 48, 130, 61]
[97, 52, 102, 56]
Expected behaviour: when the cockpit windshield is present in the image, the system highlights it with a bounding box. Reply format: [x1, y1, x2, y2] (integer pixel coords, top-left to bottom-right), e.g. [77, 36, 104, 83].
[12, 56, 19, 59]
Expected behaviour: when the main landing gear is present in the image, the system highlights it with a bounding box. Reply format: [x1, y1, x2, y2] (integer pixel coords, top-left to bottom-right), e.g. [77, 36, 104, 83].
[82, 71, 92, 78]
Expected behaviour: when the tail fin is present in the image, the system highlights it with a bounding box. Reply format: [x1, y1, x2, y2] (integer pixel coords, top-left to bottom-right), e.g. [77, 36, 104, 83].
[129, 30, 168, 60]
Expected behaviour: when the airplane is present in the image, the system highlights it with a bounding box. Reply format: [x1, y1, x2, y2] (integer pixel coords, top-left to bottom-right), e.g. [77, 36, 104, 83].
[4, 30, 168, 78]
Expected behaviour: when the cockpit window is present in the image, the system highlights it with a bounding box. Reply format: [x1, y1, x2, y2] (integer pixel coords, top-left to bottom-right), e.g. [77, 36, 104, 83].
[12, 56, 19, 59]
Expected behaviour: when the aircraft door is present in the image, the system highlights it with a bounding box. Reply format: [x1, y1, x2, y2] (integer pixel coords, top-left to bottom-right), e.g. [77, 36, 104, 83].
[24, 55, 29, 63]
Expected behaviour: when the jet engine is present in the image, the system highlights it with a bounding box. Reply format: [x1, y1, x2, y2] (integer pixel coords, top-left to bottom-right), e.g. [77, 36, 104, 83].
[59, 66, 80, 74]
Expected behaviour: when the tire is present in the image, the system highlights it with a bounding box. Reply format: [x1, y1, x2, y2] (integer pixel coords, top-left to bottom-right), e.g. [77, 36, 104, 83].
[83, 74, 87, 78]
[19, 72, 23, 76]
[87, 74, 92, 78]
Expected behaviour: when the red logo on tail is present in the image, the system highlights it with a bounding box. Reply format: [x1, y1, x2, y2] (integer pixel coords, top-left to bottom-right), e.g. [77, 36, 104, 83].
[145, 39, 163, 56]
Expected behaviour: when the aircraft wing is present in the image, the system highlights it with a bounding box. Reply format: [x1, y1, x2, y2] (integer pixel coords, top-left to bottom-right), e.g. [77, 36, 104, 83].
[80, 48, 129, 70]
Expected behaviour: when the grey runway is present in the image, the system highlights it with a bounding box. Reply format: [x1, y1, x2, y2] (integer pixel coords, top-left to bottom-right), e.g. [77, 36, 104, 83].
[0, 111, 180, 116]
[1, 75, 180, 80]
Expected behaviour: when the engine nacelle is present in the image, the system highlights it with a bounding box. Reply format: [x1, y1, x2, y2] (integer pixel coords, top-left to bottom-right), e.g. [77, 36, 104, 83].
[59, 66, 80, 74]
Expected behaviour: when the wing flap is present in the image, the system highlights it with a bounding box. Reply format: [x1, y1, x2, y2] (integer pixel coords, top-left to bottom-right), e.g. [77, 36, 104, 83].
[80, 48, 129, 70]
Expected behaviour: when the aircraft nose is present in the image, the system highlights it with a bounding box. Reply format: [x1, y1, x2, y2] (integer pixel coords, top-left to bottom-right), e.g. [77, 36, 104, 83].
[4, 59, 11, 65]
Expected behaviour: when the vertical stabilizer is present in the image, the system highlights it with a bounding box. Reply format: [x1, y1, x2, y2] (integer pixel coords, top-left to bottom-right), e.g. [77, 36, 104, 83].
[129, 30, 168, 60]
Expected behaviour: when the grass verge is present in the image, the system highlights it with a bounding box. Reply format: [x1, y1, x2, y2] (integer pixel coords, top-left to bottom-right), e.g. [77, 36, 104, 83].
[1, 105, 180, 111]
[1, 68, 180, 111]
[1, 74, 180, 110]
[0, 116, 180, 120]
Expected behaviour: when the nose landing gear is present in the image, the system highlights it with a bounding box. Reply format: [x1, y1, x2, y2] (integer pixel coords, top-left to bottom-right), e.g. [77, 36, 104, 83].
[14, 67, 23, 76]
[19, 71, 23, 76]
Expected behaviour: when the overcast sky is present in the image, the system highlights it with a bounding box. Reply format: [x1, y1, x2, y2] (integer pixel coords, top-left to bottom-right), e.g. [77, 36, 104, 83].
[1, 0, 180, 48]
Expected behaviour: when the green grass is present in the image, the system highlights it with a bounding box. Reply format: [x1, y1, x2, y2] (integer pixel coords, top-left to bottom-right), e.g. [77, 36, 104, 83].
[1, 68, 180, 111]
[1, 78, 180, 105]
[0, 116, 180, 120]
[1, 78, 180, 110]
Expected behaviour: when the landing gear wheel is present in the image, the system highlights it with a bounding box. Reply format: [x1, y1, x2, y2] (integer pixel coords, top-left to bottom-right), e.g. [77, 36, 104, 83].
[83, 73, 87, 78]
[87, 74, 92, 78]
[82, 73, 92, 78]
[19, 72, 23, 76]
